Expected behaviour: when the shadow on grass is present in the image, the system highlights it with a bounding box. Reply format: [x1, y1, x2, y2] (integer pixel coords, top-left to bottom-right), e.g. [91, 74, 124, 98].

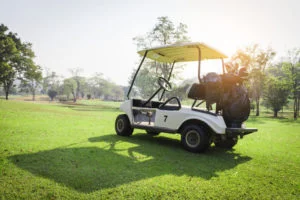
[9, 133, 251, 193]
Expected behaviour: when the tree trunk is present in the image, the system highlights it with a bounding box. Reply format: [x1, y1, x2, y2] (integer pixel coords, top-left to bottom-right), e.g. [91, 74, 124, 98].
[3, 80, 13, 101]
[5, 91, 9, 100]
[72, 92, 76, 102]
[255, 97, 260, 116]
[76, 80, 80, 99]
[4, 84, 9, 100]
[294, 98, 297, 120]
[274, 110, 278, 118]
[297, 97, 300, 118]
[32, 91, 35, 101]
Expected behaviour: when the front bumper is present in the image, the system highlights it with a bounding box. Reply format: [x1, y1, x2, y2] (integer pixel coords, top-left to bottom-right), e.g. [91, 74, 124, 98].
[226, 128, 258, 138]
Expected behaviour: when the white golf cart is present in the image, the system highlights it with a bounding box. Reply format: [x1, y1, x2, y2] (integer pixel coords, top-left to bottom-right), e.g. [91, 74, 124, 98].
[115, 42, 257, 153]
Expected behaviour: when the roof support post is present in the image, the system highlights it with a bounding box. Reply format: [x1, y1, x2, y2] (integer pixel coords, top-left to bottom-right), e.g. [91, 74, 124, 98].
[167, 61, 176, 81]
[127, 50, 148, 99]
[196, 46, 202, 83]
[222, 58, 225, 74]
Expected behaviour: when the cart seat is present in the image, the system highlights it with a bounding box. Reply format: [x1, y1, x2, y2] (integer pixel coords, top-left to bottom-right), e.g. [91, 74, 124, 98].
[187, 83, 206, 100]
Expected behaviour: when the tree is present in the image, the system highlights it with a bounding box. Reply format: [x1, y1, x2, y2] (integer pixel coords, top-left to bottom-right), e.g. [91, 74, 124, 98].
[19, 64, 43, 101]
[111, 85, 124, 101]
[86, 73, 106, 99]
[0, 24, 38, 100]
[231, 44, 276, 116]
[42, 69, 62, 95]
[84, 72, 124, 101]
[133, 16, 190, 49]
[130, 16, 190, 98]
[63, 78, 77, 102]
[47, 89, 57, 101]
[0, 25, 18, 100]
[168, 81, 191, 101]
[283, 48, 300, 120]
[0, 65, 16, 100]
[69, 67, 85, 101]
[128, 64, 158, 99]
[263, 64, 291, 117]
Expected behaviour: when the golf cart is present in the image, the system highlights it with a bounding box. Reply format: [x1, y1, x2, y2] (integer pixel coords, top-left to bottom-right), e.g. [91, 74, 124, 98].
[115, 42, 257, 153]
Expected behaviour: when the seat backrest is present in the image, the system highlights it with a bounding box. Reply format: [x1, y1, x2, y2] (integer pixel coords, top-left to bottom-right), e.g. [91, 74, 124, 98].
[187, 83, 206, 100]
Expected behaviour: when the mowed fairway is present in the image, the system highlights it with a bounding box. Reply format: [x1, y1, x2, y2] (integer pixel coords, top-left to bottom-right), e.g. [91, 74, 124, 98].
[0, 99, 299, 199]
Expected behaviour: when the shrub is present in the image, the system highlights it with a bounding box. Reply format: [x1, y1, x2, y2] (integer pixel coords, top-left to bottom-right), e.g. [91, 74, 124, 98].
[57, 95, 68, 102]
[48, 90, 58, 101]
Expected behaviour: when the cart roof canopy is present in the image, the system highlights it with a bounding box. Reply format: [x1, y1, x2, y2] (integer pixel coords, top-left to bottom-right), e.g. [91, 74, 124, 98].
[138, 42, 228, 63]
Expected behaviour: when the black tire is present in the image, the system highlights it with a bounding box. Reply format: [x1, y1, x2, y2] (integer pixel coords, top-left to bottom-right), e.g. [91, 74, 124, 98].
[181, 125, 210, 153]
[214, 137, 238, 149]
[146, 130, 160, 136]
[115, 114, 133, 136]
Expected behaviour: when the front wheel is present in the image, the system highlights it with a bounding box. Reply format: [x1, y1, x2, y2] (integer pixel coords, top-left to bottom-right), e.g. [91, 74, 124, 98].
[181, 125, 210, 153]
[115, 114, 133, 136]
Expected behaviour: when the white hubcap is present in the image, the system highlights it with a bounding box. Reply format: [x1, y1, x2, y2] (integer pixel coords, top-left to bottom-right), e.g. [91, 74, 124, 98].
[117, 119, 124, 132]
[186, 130, 200, 148]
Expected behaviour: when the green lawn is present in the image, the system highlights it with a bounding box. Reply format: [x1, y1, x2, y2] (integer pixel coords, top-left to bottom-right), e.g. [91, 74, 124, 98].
[0, 99, 299, 199]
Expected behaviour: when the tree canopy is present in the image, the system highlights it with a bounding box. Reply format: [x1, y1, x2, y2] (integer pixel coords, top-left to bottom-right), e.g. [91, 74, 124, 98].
[0, 24, 42, 100]
[231, 44, 276, 116]
[263, 63, 291, 117]
[283, 48, 300, 119]
[130, 16, 190, 99]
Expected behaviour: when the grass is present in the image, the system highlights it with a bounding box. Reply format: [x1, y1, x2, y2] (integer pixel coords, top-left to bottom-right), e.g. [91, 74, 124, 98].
[0, 99, 299, 199]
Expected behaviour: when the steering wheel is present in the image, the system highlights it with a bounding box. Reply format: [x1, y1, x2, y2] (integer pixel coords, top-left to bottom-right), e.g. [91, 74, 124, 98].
[159, 97, 181, 110]
[158, 77, 172, 91]
[142, 77, 172, 107]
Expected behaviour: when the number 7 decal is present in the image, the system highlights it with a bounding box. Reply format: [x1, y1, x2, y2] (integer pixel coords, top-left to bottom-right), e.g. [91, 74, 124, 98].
[164, 115, 168, 122]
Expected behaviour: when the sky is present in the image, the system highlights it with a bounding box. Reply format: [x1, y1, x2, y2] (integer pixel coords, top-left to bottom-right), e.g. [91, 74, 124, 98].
[1, 0, 299, 85]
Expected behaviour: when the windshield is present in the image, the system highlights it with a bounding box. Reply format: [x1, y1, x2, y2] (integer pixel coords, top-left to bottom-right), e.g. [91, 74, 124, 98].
[128, 58, 173, 100]
[128, 58, 225, 105]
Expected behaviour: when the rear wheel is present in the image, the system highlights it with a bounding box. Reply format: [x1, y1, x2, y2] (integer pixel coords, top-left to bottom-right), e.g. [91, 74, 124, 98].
[115, 114, 133, 136]
[181, 125, 210, 153]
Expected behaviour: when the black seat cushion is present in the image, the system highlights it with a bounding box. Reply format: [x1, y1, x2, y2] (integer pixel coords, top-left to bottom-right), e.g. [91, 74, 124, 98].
[187, 83, 206, 100]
